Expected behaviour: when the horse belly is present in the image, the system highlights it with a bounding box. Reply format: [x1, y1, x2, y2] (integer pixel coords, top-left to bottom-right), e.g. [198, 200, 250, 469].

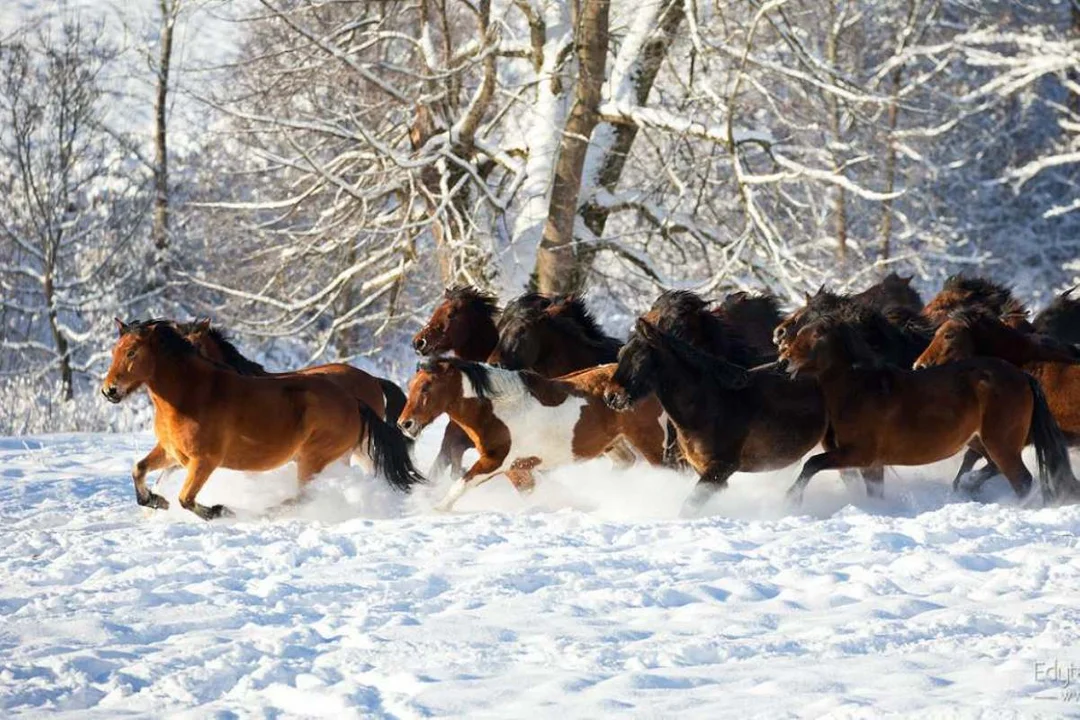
[499, 398, 587, 470]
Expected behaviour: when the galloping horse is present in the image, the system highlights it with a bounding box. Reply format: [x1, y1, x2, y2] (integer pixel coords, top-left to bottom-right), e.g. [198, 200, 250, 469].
[644, 290, 770, 368]
[914, 309, 1080, 495]
[102, 320, 424, 520]
[780, 318, 1075, 504]
[178, 320, 407, 424]
[604, 319, 828, 513]
[397, 358, 666, 511]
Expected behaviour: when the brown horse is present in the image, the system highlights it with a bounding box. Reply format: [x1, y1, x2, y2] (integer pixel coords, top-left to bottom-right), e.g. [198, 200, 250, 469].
[102, 319, 424, 520]
[396, 358, 666, 511]
[921, 274, 1021, 328]
[604, 319, 830, 513]
[178, 319, 407, 424]
[914, 310, 1080, 495]
[412, 285, 501, 361]
[780, 318, 1075, 504]
[851, 272, 922, 311]
[711, 291, 784, 363]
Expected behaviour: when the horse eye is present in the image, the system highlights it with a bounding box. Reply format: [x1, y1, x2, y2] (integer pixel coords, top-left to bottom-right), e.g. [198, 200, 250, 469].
[126, 349, 137, 359]
[421, 383, 431, 394]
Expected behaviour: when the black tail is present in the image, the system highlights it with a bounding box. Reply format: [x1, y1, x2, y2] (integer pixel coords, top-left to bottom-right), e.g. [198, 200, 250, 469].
[1026, 374, 1080, 504]
[359, 404, 427, 492]
[379, 378, 408, 426]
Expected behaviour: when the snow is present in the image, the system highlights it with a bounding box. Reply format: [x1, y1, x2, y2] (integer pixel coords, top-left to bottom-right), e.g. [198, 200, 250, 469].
[3, 421, 1080, 716]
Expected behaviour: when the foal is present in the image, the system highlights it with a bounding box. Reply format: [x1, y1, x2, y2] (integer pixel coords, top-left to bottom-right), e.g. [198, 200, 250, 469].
[604, 319, 828, 513]
[780, 319, 1075, 504]
[103, 320, 423, 520]
[397, 358, 666, 511]
[179, 319, 407, 424]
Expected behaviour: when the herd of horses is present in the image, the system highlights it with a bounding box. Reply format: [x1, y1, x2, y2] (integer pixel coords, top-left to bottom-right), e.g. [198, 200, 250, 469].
[102, 273, 1080, 521]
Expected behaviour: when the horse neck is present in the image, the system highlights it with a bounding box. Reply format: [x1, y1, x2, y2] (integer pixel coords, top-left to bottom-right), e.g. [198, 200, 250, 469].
[455, 317, 499, 361]
[972, 325, 1048, 365]
[145, 350, 213, 411]
[443, 396, 500, 450]
[651, 350, 722, 426]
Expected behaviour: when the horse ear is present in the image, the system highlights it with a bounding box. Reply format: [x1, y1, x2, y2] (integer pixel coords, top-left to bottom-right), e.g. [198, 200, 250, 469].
[901, 275, 913, 285]
[803, 291, 813, 304]
[194, 317, 212, 332]
[635, 318, 657, 341]
[114, 318, 128, 336]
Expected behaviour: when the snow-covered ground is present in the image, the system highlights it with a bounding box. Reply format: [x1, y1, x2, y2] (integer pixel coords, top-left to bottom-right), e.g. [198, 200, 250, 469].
[2, 423, 1080, 718]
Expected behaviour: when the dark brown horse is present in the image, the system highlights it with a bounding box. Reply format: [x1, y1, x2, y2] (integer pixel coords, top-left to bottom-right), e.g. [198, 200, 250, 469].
[488, 295, 622, 375]
[1033, 286, 1080, 346]
[780, 318, 1075, 504]
[604, 318, 829, 513]
[774, 273, 926, 352]
[922, 274, 1021, 328]
[102, 320, 424, 520]
[711, 291, 784, 362]
[914, 310, 1080, 496]
[644, 290, 773, 368]
[397, 358, 666, 511]
[178, 320, 407, 424]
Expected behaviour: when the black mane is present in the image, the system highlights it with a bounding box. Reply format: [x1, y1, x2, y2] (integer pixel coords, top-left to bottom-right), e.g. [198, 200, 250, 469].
[175, 321, 268, 376]
[810, 303, 929, 368]
[641, 321, 750, 390]
[445, 285, 500, 321]
[124, 319, 198, 358]
[549, 295, 612, 345]
[1033, 286, 1080, 345]
[940, 274, 1015, 311]
[650, 290, 759, 368]
[421, 356, 497, 399]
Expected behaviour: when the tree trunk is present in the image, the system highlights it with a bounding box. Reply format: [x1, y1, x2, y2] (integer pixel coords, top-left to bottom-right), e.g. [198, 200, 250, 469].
[152, 0, 176, 257]
[825, 0, 847, 264]
[879, 66, 903, 261]
[43, 273, 73, 401]
[535, 0, 611, 294]
[579, 0, 685, 245]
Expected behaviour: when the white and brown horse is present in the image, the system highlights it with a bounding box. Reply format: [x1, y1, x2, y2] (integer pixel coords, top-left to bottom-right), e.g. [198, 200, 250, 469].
[397, 358, 667, 511]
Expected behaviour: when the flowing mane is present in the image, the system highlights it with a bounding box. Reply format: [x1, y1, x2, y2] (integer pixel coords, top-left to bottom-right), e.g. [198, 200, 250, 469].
[176, 321, 268, 376]
[940, 274, 1016, 312]
[548, 295, 613, 345]
[640, 320, 750, 390]
[421, 357, 526, 400]
[445, 285, 500, 321]
[650, 290, 759, 367]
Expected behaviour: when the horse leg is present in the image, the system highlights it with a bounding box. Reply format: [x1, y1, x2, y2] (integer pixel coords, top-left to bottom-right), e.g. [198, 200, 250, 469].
[787, 448, 867, 505]
[860, 466, 885, 499]
[979, 441, 1034, 501]
[604, 438, 637, 468]
[429, 422, 471, 480]
[177, 459, 232, 521]
[680, 461, 737, 516]
[132, 443, 176, 510]
[433, 454, 503, 512]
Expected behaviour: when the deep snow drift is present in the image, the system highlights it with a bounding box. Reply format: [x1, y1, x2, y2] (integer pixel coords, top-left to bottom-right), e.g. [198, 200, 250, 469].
[2, 422, 1080, 718]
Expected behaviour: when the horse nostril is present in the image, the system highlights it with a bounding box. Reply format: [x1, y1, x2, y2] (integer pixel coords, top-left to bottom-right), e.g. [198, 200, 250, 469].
[413, 337, 427, 353]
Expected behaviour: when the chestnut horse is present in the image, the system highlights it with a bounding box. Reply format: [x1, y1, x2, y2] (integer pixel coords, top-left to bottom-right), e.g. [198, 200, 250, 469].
[397, 358, 666, 511]
[922, 274, 1022, 328]
[177, 320, 407, 424]
[102, 319, 424, 520]
[914, 309, 1080, 496]
[780, 318, 1075, 504]
[604, 319, 829, 514]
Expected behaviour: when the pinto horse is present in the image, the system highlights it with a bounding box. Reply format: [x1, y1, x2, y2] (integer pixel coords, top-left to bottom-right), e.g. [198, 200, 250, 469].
[604, 319, 828, 513]
[102, 319, 424, 520]
[178, 319, 407, 424]
[780, 318, 1075, 504]
[396, 358, 666, 511]
[914, 309, 1080, 497]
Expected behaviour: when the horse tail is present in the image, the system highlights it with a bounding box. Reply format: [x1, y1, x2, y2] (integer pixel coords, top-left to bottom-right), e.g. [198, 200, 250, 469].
[1026, 373, 1080, 504]
[378, 378, 408, 426]
[359, 403, 427, 492]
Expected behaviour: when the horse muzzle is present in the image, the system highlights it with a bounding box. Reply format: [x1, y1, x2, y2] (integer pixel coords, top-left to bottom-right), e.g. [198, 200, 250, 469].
[604, 389, 631, 412]
[412, 336, 429, 355]
[101, 385, 124, 404]
[397, 417, 422, 439]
